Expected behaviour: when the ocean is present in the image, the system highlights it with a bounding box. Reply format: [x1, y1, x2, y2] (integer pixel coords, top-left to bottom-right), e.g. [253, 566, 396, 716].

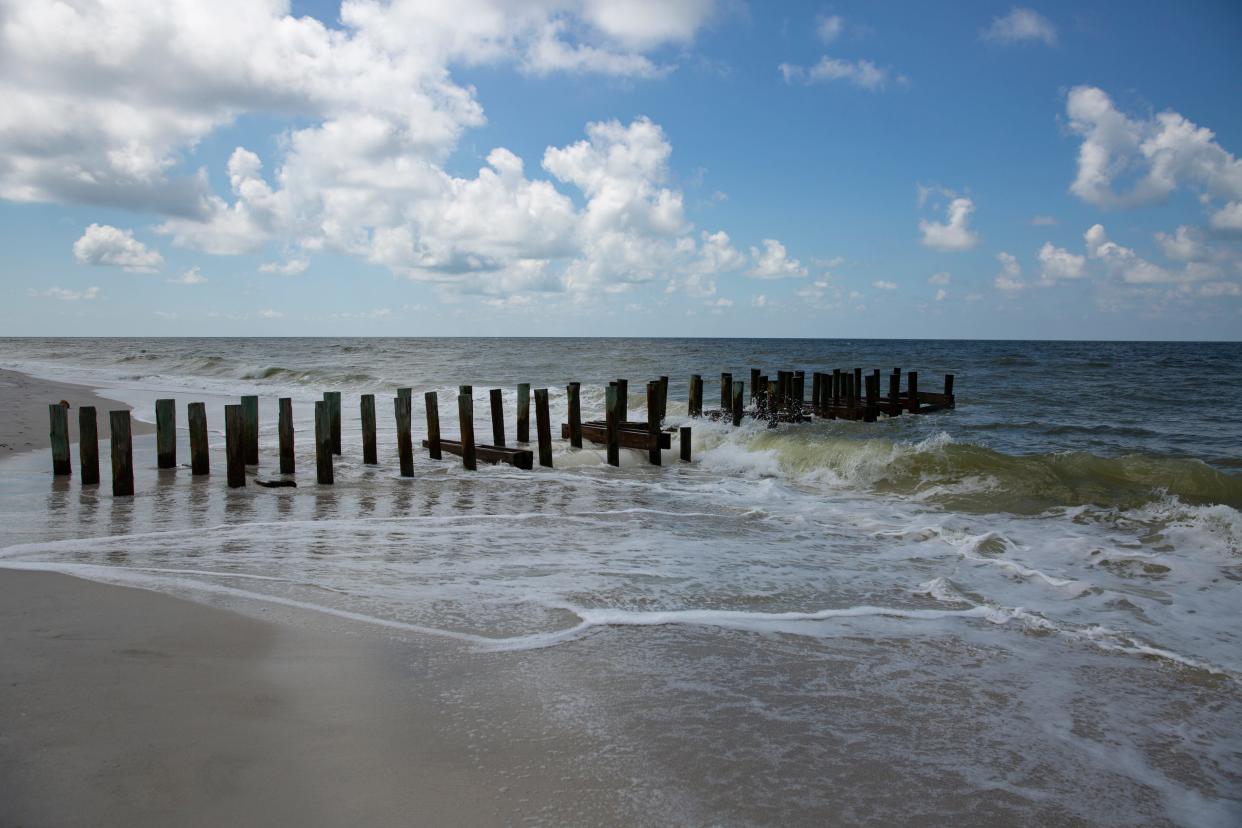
[1, 336, 1239, 825]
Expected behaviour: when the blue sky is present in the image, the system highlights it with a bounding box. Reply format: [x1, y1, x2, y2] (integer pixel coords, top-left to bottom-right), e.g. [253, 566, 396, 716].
[2, 0, 1241, 339]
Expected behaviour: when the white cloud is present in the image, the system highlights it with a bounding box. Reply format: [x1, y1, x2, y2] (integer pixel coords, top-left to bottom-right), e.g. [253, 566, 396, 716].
[259, 309, 284, 319]
[816, 15, 844, 43]
[1065, 86, 1242, 228]
[167, 266, 206, 285]
[994, 252, 1025, 292]
[780, 56, 894, 91]
[934, 288, 947, 301]
[1037, 242, 1086, 283]
[1085, 223, 1216, 285]
[28, 286, 100, 301]
[872, 280, 897, 290]
[982, 7, 1057, 46]
[1198, 281, 1241, 297]
[1154, 226, 1206, 261]
[919, 197, 979, 251]
[259, 259, 310, 277]
[72, 224, 163, 272]
[928, 271, 952, 285]
[748, 239, 807, 279]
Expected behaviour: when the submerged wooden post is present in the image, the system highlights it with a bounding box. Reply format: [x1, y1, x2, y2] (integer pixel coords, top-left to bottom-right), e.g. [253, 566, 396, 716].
[944, 373, 955, 403]
[516, 383, 530, 442]
[79, 406, 99, 485]
[907, 371, 919, 413]
[425, 392, 442, 460]
[720, 372, 732, 417]
[605, 385, 620, 467]
[489, 389, 506, 447]
[458, 393, 477, 471]
[241, 395, 259, 464]
[225, 404, 246, 488]
[688, 374, 703, 417]
[567, 382, 582, 448]
[395, 394, 413, 477]
[188, 402, 209, 476]
[313, 400, 333, 484]
[278, 398, 295, 473]
[360, 394, 378, 465]
[323, 391, 342, 455]
[658, 375, 669, 422]
[155, 398, 176, 469]
[731, 381, 744, 427]
[646, 381, 661, 466]
[535, 388, 552, 468]
[48, 403, 70, 476]
[110, 410, 134, 496]
[616, 379, 629, 422]
[680, 426, 692, 462]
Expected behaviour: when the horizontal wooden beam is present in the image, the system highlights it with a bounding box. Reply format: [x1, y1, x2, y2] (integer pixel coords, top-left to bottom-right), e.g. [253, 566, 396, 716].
[422, 439, 533, 470]
[562, 422, 671, 449]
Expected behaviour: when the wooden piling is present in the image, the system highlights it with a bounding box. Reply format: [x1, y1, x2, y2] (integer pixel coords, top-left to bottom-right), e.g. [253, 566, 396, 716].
[944, 373, 955, 400]
[535, 388, 552, 468]
[225, 404, 246, 488]
[155, 398, 176, 469]
[757, 375, 769, 414]
[110, 410, 134, 496]
[791, 373, 804, 414]
[489, 389, 506, 447]
[605, 385, 620, 467]
[278, 398, 295, 473]
[79, 406, 99, 485]
[616, 379, 629, 422]
[646, 382, 661, 466]
[458, 393, 477, 471]
[49, 403, 70, 476]
[720, 373, 732, 417]
[188, 402, 209, 476]
[395, 394, 414, 477]
[907, 371, 919, 414]
[323, 391, 342, 455]
[567, 382, 582, 448]
[361, 394, 378, 465]
[398, 387, 412, 405]
[864, 374, 879, 423]
[853, 368, 863, 404]
[750, 368, 761, 402]
[242, 395, 260, 464]
[832, 369, 841, 406]
[658, 376, 669, 422]
[688, 374, 703, 417]
[888, 371, 902, 417]
[680, 426, 692, 462]
[313, 400, 333, 484]
[516, 383, 530, 442]
[425, 391, 442, 460]
[731, 381, 744, 427]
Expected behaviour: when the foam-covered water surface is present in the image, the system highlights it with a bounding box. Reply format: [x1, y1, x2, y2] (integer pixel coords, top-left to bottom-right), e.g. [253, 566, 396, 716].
[1, 337, 1240, 824]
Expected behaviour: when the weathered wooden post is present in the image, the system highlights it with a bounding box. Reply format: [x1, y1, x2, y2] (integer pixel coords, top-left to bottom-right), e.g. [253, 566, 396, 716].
[361, 394, 378, 465]
[242, 394, 260, 464]
[616, 379, 628, 422]
[688, 374, 703, 417]
[775, 371, 788, 416]
[731, 381, 745, 427]
[155, 398, 176, 469]
[489, 389, 505, 447]
[516, 383, 530, 442]
[425, 392, 441, 460]
[313, 400, 333, 484]
[323, 391, 342, 455]
[888, 371, 902, 417]
[605, 384, 620, 467]
[853, 369, 863, 404]
[398, 387, 412, 406]
[110, 410, 134, 496]
[646, 381, 661, 466]
[944, 374, 955, 406]
[278, 398, 295, 473]
[79, 406, 99, 485]
[658, 376, 669, 422]
[864, 374, 879, 423]
[844, 372, 855, 413]
[458, 392, 477, 471]
[225, 404, 246, 487]
[48, 403, 70, 476]
[395, 394, 413, 477]
[750, 368, 761, 402]
[811, 373, 821, 417]
[792, 373, 804, 417]
[535, 388, 552, 468]
[188, 402, 210, 476]
[757, 375, 769, 415]
[720, 372, 732, 417]
[567, 382, 582, 448]
[832, 369, 841, 406]
[907, 371, 919, 414]
[680, 426, 692, 462]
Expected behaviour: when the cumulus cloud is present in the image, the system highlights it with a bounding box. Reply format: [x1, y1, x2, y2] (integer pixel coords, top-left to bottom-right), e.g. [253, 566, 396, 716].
[919, 197, 979, 251]
[982, 7, 1057, 45]
[1155, 226, 1206, 261]
[994, 252, 1025, 292]
[1085, 223, 1216, 284]
[779, 56, 895, 91]
[748, 239, 807, 279]
[72, 224, 163, 272]
[28, 286, 101, 301]
[1037, 242, 1086, 283]
[1065, 86, 1242, 230]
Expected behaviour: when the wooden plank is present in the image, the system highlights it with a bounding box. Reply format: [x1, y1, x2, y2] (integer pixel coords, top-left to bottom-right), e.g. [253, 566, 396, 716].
[421, 439, 532, 470]
[242, 394, 260, 464]
[516, 383, 530, 443]
[110, 410, 134, 496]
[458, 392, 477, 471]
[680, 426, 692, 462]
[489, 389, 506, 447]
[323, 391, 342, 455]
[188, 402, 210, 476]
[567, 382, 582, 448]
[278, 397, 295, 473]
[605, 384, 619, 467]
[535, 388, 552, 468]
[314, 400, 333, 484]
[425, 392, 441, 460]
[646, 381, 661, 466]
[79, 405, 99, 485]
[561, 422, 672, 449]
[156, 398, 176, 469]
[48, 403, 70, 476]
[361, 394, 378, 465]
[225, 404, 246, 487]
[395, 395, 413, 477]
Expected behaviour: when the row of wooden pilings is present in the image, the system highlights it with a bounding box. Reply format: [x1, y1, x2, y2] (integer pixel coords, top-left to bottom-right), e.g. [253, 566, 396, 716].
[47, 378, 691, 497]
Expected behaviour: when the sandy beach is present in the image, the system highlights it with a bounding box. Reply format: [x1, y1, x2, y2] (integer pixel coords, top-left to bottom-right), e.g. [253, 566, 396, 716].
[0, 368, 155, 457]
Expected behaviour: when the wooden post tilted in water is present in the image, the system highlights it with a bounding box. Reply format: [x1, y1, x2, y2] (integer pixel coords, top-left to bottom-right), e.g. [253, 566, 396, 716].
[680, 426, 692, 462]
[110, 410, 134, 496]
[516, 383, 530, 443]
[324, 391, 342, 456]
[188, 402, 210, 476]
[225, 404, 246, 488]
[731, 381, 745, 427]
[646, 381, 661, 466]
[605, 384, 620, 467]
[155, 398, 176, 469]
[79, 405, 99, 485]
[241, 394, 259, 465]
[688, 374, 703, 417]
[489, 389, 506, 448]
[278, 397, 295, 474]
[395, 394, 413, 477]
[425, 392, 441, 460]
[567, 382, 582, 448]
[458, 392, 477, 471]
[361, 394, 378, 465]
[48, 403, 70, 476]
[313, 400, 333, 484]
[534, 388, 552, 468]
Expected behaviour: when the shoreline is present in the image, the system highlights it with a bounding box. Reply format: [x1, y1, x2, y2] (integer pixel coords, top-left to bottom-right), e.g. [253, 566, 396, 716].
[0, 367, 155, 458]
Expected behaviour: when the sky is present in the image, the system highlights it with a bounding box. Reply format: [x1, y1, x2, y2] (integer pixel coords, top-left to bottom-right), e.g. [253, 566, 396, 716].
[2, 0, 1241, 340]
